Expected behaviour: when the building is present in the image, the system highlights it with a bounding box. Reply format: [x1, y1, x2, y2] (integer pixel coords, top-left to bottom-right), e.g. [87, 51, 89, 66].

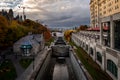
[13, 34, 44, 56]
[90, 0, 120, 27]
[71, 30, 120, 80]
[90, 0, 120, 51]
[71, 0, 120, 80]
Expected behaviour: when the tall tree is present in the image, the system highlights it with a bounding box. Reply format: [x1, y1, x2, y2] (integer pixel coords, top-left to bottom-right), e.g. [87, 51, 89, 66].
[8, 9, 14, 23]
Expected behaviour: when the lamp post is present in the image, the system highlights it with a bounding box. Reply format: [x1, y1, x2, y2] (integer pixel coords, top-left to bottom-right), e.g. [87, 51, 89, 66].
[33, 52, 35, 70]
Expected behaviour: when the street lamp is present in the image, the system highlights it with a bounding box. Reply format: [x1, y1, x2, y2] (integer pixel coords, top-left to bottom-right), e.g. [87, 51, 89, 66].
[33, 52, 35, 70]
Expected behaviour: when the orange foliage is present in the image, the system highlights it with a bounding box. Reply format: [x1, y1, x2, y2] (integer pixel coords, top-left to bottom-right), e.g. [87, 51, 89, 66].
[0, 15, 51, 47]
[77, 25, 88, 31]
[43, 27, 51, 41]
[0, 15, 9, 27]
[0, 15, 9, 45]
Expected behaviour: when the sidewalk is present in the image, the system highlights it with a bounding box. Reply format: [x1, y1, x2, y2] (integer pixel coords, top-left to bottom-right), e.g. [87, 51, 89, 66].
[16, 47, 49, 80]
[6, 47, 46, 79]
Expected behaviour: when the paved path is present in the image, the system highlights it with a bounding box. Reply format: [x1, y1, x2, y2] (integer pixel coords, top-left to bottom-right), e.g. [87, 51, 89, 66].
[7, 47, 45, 79]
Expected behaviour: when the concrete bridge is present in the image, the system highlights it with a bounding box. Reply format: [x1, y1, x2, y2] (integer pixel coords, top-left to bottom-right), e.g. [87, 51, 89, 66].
[16, 37, 92, 80]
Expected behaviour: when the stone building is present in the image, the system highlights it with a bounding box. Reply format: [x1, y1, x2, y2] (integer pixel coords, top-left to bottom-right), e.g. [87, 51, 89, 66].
[13, 34, 44, 56]
[71, 0, 120, 80]
[90, 0, 120, 28]
[71, 31, 120, 80]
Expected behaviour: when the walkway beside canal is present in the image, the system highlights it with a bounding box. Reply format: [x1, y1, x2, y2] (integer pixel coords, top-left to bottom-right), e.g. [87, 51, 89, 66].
[16, 47, 48, 80]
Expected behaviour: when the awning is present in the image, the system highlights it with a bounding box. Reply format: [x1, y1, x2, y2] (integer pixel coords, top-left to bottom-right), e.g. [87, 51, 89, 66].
[87, 27, 93, 31]
[87, 26, 108, 31]
[93, 27, 100, 31]
[103, 26, 108, 30]
[20, 45, 32, 49]
[20, 41, 32, 49]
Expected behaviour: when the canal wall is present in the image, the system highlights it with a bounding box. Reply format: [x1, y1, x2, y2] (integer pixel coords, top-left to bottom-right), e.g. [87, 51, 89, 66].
[69, 49, 88, 80]
[16, 47, 50, 80]
[16, 46, 92, 80]
[35, 49, 52, 80]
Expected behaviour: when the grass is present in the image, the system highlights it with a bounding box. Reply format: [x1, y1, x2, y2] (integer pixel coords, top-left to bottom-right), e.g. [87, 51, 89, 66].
[0, 59, 17, 80]
[19, 58, 33, 69]
[45, 37, 54, 46]
[69, 41, 113, 80]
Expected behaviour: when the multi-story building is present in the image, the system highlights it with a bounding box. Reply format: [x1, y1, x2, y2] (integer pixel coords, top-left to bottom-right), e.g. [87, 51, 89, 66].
[90, 0, 120, 50]
[90, 0, 120, 27]
[71, 0, 120, 80]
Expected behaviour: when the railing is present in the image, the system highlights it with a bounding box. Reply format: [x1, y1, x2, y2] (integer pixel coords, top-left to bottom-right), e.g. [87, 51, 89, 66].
[16, 48, 50, 80]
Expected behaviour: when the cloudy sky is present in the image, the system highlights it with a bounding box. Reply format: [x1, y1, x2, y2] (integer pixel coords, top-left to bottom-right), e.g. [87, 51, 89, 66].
[0, 0, 90, 28]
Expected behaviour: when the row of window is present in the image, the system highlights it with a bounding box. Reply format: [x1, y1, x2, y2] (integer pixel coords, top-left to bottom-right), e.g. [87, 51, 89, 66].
[90, 0, 120, 16]
[115, 0, 119, 3]
[91, 0, 119, 5]
[91, 5, 119, 16]
[90, 49, 117, 78]
[85, 46, 117, 78]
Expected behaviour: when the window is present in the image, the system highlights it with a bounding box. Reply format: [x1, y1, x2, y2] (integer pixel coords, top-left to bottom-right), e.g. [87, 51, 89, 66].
[114, 21, 120, 50]
[115, 0, 119, 3]
[90, 48, 93, 55]
[115, 5, 119, 10]
[86, 45, 88, 51]
[96, 52, 102, 63]
[103, 11, 106, 14]
[107, 60, 118, 78]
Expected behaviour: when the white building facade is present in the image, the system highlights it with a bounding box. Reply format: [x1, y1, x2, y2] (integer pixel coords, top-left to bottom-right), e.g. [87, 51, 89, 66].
[71, 31, 120, 80]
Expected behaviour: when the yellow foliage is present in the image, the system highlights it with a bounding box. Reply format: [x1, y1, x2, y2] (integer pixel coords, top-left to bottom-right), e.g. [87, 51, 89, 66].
[10, 20, 18, 28]
[0, 15, 9, 28]
[64, 30, 76, 41]
[0, 16, 51, 47]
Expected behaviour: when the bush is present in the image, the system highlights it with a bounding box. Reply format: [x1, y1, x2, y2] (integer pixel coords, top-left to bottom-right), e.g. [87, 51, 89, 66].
[0, 59, 17, 80]
[19, 59, 33, 69]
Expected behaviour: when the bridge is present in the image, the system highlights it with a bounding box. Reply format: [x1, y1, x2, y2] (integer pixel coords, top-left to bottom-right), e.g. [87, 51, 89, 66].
[16, 37, 92, 80]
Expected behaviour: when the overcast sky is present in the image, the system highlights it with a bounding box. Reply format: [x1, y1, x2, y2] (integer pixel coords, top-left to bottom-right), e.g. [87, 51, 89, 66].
[0, 0, 90, 28]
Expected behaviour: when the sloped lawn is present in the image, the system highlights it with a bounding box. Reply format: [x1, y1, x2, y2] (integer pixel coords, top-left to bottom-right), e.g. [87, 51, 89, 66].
[0, 59, 17, 80]
[69, 41, 113, 80]
[19, 58, 33, 69]
[45, 37, 54, 46]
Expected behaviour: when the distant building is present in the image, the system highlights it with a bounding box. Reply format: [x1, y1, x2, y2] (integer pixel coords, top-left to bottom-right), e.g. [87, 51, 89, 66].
[13, 34, 44, 56]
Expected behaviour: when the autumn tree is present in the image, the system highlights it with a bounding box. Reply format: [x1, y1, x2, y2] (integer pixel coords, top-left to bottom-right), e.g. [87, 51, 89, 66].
[64, 30, 76, 42]
[0, 15, 9, 46]
[77, 25, 88, 31]
[0, 15, 52, 48]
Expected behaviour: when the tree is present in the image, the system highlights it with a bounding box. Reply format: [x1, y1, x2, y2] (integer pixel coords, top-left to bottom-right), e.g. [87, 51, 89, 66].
[8, 9, 14, 22]
[77, 25, 88, 31]
[0, 15, 9, 46]
[64, 30, 76, 41]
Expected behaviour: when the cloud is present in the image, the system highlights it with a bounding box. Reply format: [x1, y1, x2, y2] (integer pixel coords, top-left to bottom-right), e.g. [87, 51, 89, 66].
[1, 0, 90, 27]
